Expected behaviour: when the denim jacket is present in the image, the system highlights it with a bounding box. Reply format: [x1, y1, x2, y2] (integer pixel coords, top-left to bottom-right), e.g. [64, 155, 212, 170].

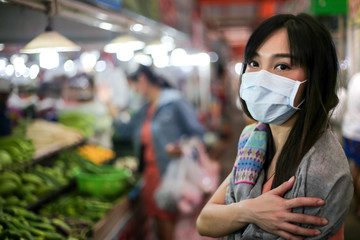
[113, 88, 205, 176]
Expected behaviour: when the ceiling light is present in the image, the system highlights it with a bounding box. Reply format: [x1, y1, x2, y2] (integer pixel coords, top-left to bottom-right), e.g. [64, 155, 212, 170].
[99, 22, 114, 31]
[104, 35, 145, 53]
[39, 50, 59, 69]
[130, 24, 143, 32]
[20, 0, 80, 54]
[144, 38, 175, 55]
[20, 27, 80, 54]
[133, 53, 152, 66]
[116, 48, 134, 62]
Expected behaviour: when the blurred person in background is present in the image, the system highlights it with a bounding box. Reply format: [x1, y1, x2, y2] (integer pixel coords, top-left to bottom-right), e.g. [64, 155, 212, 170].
[112, 64, 205, 240]
[342, 72, 360, 219]
[60, 73, 113, 148]
[0, 78, 12, 136]
[197, 13, 352, 240]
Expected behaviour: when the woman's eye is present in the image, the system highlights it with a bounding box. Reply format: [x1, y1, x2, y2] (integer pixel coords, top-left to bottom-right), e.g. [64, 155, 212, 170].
[248, 61, 259, 68]
[275, 64, 290, 70]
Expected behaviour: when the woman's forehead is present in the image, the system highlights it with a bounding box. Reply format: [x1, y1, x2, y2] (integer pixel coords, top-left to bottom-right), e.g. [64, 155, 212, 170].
[256, 28, 290, 57]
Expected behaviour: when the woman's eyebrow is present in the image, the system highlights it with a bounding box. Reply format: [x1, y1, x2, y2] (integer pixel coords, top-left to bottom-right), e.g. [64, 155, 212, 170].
[272, 53, 293, 59]
[251, 53, 293, 59]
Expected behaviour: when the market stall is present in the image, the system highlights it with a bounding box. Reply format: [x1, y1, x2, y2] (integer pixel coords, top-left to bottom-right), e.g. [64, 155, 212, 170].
[0, 0, 225, 239]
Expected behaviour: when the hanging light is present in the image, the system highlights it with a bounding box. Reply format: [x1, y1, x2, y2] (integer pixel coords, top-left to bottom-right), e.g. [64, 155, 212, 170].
[20, 1, 80, 54]
[104, 35, 145, 53]
[20, 26, 80, 53]
[144, 36, 175, 55]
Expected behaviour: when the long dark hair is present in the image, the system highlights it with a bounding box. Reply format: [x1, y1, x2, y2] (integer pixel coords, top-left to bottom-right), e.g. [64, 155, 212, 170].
[240, 13, 339, 188]
[127, 64, 172, 88]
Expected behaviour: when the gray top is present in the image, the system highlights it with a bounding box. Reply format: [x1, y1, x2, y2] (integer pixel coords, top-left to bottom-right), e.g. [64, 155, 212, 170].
[225, 128, 353, 240]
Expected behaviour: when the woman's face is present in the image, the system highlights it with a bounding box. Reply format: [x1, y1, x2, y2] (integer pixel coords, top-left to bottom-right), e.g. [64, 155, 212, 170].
[245, 28, 307, 107]
[132, 73, 150, 98]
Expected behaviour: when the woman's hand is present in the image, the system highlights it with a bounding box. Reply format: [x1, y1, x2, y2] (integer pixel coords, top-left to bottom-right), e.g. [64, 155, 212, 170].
[166, 143, 183, 158]
[246, 176, 328, 240]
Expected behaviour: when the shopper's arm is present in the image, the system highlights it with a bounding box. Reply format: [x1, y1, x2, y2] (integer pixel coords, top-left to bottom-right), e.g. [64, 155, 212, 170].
[175, 99, 205, 139]
[196, 176, 328, 239]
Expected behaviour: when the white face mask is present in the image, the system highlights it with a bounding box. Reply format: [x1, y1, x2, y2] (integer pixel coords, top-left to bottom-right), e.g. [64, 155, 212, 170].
[240, 70, 306, 125]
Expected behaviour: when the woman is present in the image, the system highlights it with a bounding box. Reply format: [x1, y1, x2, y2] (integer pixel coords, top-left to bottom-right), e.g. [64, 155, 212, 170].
[113, 64, 205, 240]
[196, 13, 353, 240]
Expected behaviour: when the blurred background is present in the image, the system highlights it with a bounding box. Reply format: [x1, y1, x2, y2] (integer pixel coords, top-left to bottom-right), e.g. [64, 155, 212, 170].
[0, 0, 359, 239]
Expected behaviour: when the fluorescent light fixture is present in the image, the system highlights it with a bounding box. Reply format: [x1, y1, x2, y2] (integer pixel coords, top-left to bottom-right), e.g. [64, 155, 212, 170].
[99, 22, 114, 31]
[130, 24, 143, 32]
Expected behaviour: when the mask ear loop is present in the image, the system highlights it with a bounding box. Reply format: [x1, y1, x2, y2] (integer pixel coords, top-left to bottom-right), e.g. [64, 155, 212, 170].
[291, 80, 307, 109]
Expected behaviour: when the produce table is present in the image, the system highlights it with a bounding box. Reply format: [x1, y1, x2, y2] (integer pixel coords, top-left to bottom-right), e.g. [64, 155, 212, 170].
[92, 192, 149, 240]
[0, 118, 145, 239]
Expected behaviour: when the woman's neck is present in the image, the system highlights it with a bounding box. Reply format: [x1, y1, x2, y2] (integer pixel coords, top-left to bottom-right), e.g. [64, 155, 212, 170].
[266, 123, 292, 180]
[269, 124, 292, 154]
[148, 87, 162, 107]
[269, 113, 298, 153]
[266, 113, 298, 180]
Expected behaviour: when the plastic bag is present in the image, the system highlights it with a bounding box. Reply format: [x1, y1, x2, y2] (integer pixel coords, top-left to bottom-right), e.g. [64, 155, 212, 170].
[154, 158, 185, 213]
[155, 137, 220, 214]
[182, 137, 220, 195]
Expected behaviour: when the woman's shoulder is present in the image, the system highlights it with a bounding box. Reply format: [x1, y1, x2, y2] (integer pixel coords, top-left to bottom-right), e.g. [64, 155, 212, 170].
[299, 129, 351, 187]
[292, 129, 353, 240]
[310, 129, 348, 166]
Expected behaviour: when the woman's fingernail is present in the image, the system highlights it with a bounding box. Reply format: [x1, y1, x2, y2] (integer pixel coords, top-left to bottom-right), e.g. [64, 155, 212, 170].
[322, 219, 328, 225]
[288, 176, 294, 182]
[315, 230, 321, 235]
[317, 199, 325, 205]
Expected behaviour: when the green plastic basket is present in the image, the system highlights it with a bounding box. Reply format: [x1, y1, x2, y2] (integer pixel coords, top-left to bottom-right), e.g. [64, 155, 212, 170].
[74, 166, 131, 197]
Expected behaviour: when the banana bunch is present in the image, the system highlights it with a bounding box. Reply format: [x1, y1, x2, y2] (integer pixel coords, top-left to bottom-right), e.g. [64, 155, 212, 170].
[11, 118, 33, 138]
[0, 167, 70, 207]
[0, 206, 75, 240]
[39, 194, 113, 223]
[0, 136, 35, 169]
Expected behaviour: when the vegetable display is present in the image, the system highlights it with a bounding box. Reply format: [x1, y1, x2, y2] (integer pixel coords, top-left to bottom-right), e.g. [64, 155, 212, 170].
[77, 144, 115, 165]
[0, 115, 138, 239]
[0, 136, 35, 169]
[58, 112, 95, 138]
[25, 119, 84, 158]
[0, 206, 76, 239]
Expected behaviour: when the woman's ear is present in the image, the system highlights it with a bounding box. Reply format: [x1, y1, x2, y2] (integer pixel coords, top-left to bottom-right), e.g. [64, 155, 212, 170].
[138, 73, 148, 85]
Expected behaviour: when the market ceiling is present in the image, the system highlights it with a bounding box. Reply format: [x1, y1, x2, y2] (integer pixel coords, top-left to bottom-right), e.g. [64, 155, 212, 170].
[198, 0, 291, 5]
[0, 0, 296, 52]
